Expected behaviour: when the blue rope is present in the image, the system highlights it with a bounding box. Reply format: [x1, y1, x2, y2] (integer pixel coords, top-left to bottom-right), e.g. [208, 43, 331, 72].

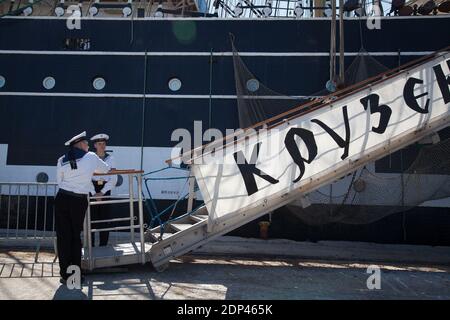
[140, 165, 204, 239]
[143, 178, 162, 227]
[141, 165, 201, 228]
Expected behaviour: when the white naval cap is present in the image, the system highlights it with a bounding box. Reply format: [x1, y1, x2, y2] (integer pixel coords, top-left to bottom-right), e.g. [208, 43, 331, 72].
[90, 133, 110, 142]
[64, 131, 87, 147]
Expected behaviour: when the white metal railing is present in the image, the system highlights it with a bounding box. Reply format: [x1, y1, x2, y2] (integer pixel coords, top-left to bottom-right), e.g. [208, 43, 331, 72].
[1, 171, 146, 261]
[0, 182, 58, 242]
[82, 170, 146, 270]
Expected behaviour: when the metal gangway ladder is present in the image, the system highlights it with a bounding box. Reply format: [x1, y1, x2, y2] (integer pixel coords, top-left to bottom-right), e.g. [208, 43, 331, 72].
[82, 47, 450, 272]
[82, 170, 146, 270]
[81, 169, 211, 272]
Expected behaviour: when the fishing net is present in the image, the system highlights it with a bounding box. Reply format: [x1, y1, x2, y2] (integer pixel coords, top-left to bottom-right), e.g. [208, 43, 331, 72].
[287, 138, 450, 225]
[232, 37, 450, 226]
[231, 35, 306, 128]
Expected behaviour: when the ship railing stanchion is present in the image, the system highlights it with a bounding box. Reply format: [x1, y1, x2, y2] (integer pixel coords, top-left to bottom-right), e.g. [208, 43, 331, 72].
[83, 205, 88, 268]
[187, 167, 196, 213]
[86, 193, 93, 271]
[128, 173, 135, 243]
[137, 173, 146, 264]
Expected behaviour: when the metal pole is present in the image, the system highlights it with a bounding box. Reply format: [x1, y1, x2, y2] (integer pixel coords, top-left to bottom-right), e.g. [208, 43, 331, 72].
[329, 0, 337, 85]
[83, 214, 88, 259]
[86, 195, 93, 270]
[52, 185, 56, 237]
[338, 0, 345, 86]
[6, 185, 11, 238]
[137, 174, 146, 264]
[209, 48, 213, 130]
[129, 174, 135, 242]
[34, 185, 38, 239]
[43, 184, 48, 238]
[187, 170, 195, 213]
[16, 185, 20, 239]
[25, 184, 30, 239]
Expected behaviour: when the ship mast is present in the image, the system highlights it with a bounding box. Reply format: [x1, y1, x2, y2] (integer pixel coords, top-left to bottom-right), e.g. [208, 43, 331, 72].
[338, 0, 345, 87]
[330, 0, 345, 90]
[329, 0, 337, 89]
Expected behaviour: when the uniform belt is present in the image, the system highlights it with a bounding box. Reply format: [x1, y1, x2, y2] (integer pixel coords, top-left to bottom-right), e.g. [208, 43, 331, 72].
[58, 188, 87, 198]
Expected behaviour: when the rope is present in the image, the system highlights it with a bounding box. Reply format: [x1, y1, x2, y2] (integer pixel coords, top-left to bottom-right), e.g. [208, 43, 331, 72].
[358, 14, 365, 50]
[141, 165, 203, 238]
[0, 0, 47, 19]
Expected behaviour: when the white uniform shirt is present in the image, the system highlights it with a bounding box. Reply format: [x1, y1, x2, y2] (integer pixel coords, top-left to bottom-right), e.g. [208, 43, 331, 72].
[91, 153, 117, 194]
[57, 151, 110, 195]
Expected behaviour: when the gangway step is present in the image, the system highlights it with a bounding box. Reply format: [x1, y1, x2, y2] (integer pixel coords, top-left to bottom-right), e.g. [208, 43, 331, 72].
[191, 215, 208, 222]
[82, 242, 148, 269]
[170, 223, 195, 232]
[150, 232, 174, 241]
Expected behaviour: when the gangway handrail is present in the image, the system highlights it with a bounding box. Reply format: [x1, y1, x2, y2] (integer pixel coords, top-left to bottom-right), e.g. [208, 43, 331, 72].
[167, 45, 450, 165]
[94, 169, 144, 176]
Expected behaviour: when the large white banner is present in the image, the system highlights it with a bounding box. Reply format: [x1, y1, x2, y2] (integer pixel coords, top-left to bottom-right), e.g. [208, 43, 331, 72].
[192, 53, 450, 225]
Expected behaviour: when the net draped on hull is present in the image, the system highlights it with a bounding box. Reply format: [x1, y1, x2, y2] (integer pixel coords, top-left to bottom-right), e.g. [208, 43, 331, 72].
[231, 36, 450, 226]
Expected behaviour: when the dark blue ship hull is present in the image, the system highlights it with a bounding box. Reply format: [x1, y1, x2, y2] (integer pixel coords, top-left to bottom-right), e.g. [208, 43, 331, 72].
[1, 16, 450, 245]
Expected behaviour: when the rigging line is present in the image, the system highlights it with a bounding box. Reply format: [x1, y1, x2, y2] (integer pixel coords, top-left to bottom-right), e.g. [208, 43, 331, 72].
[130, 3, 135, 45]
[347, 167, 365, 206]
[358, 14, 365, 50]
[331, 169, 358, 217]
[209, 47, 213, 130]
[86, 0, 95, 16]
[168, 175, 190, 219]
[330, 0, 337, 82]
[0, 0, 46, 19]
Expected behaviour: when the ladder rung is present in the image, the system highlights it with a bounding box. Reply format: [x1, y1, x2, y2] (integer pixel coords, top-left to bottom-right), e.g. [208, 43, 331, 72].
[170, 223, 193, 232]
[191, 215, 208, 223]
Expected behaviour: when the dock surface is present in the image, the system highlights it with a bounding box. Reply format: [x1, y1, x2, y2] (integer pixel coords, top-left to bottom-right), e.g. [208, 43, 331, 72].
[0, 237, 449, 300]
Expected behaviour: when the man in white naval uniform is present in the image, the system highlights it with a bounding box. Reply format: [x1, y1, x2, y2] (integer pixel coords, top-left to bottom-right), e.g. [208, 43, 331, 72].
[55, 131, 110, 284]
[90, 133, 117, 247]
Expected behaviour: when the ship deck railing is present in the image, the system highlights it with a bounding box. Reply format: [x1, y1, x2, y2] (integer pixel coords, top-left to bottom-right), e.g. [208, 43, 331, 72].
[0, 171, 147, 268]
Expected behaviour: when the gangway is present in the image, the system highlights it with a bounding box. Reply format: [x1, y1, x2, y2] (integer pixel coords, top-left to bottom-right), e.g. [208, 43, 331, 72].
[81, 170, 146, 270]
[81, 47, 450, 272]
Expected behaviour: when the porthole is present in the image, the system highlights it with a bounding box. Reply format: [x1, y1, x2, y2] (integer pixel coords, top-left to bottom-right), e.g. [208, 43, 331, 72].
[168, 77, 182, 92]
[93, 77, 106, 90]
[36, 172, 49, 183]
[42, 76, 56, 90]
[246, 78, 260, 92]
[353, 179, 366, 193]
[0, 75, 5, 88]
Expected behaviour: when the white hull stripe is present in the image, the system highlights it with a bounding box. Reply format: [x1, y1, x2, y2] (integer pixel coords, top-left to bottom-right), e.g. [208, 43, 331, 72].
[0, 50, 434, 57]
[2, 15, 448, 21]
[0, 92, 318, 99]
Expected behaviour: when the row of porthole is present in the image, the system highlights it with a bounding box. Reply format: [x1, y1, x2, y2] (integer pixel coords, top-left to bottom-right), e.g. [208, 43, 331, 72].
[0, 75, 185, 92]
[0, 75, 261, 92]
